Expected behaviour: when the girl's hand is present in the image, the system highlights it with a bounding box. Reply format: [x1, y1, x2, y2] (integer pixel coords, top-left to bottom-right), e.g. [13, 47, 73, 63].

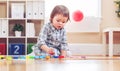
[48, 48, 55, 55]
[40, 45, 55, 55]
[60, 50, 67, 57]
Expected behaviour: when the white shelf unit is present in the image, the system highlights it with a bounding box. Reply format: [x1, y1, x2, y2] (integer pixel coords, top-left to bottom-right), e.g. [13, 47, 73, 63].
[0, 0, 45, 56]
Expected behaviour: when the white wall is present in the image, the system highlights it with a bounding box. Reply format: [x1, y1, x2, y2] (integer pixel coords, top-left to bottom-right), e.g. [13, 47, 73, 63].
[45, 0, 101, 32]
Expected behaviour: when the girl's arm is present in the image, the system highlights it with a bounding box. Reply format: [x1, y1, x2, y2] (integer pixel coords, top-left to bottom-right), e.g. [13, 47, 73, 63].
[41, 45, 54, 54]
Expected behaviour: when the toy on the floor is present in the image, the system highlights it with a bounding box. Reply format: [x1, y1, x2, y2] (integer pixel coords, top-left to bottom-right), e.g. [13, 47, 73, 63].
[0, 55, 5, 59]
[81, 56, 86, 59]
[0, 48, 65, 60]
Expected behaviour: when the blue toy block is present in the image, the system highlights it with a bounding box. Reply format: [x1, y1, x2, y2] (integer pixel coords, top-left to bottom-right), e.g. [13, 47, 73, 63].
[19, 56, 26, 59]
[34, 56, 39, 59]
[53, 56, 59, 58]
[39, 55, 45, 59]
[13, 56, 19, 59]
[9, 43, 25, 55]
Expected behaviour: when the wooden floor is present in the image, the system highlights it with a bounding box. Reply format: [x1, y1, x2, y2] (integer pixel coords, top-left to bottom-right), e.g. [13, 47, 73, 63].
[0, 56, 120, 71]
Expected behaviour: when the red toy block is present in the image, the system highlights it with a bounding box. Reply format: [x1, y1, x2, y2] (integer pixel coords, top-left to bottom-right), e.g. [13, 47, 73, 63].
[59, 56, 64, 59]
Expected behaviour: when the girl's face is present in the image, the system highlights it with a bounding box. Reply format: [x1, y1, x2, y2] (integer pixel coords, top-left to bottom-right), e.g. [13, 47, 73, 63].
[52, 14, 68, 30]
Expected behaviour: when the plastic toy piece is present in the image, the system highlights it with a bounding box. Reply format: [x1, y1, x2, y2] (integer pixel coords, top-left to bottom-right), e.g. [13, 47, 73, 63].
[39, 55, 45, 59]
[49, 52, 55, 55]
[13, 56, 19, 59]
[19, 56, 26, 59]
[46, 56, 50, 60]
[53, 56, 59, 58]
[29, 56, 35, 59]
[59, 56, 64, 59]
[81, 56, 86, 59]
[0, 55, 5, 59]
[6, 56, 12, 60]
[34, 56, 39, 59]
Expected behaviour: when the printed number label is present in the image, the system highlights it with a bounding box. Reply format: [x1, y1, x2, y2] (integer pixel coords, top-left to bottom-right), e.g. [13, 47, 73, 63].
[14, 45, 20, 54]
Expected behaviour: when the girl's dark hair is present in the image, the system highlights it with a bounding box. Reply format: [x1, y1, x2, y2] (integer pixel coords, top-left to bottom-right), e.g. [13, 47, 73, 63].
[50, 5, 70, 23]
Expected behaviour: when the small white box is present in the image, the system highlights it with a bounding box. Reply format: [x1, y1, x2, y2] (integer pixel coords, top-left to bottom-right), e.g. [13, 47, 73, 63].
[38, 2, 44, 19]
[26, 2, 33, 19]
[0, 20, 8, 37]
[26, 23, 35, 37]
[33, 2, 39, 19]
[1, 20, 8, 37]
[11, 3, 24, 18]
[29, 23, 35, 37]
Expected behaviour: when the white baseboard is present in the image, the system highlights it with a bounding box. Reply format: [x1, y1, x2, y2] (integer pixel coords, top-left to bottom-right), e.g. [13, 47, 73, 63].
[68, 43, 120, 55]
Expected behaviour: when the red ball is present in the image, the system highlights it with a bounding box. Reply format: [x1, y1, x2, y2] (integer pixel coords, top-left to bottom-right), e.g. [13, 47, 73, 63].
[72, 10, 84, 22]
